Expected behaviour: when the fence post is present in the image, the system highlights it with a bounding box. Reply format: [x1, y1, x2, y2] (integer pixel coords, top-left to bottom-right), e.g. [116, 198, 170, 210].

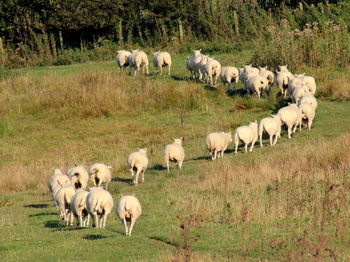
[233, 11, 239, 37]
[179, 19, 183, 43]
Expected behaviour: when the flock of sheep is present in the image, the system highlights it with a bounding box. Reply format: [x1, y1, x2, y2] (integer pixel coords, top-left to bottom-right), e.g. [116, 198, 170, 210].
[47, 49, 318, 236]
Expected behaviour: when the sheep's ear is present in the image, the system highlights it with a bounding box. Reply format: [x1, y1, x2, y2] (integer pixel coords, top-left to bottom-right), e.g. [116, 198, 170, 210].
[107, 166, 112, 169]
[132, 193, 136, 196]
[199, 49, 202, 52]
[74, 163, 77, 167]
[258, 66, 262, 69]
[181, 137, 185, 142]
[87, 187, 91, 190]
[285, 64, 288, 67]
[120, 194, 124, 198]
[288, 102, 291, 105]
[173, 138, 176, 142]
[255, 120, 258, 123]
[137, 148, 141, 151]
[271, 114, 275, 117]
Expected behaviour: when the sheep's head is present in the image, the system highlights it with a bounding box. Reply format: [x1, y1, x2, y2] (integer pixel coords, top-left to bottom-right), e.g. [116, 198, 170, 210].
[278, 65, 288, 72]
[193, 49, 201, 56]
[138, 148, 147, 154]
[173, 137, 184, 145]
[271, 114, 282, 125]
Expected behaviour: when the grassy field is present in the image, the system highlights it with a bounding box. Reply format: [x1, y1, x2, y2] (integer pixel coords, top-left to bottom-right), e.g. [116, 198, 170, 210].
[0, 53, 350, 261]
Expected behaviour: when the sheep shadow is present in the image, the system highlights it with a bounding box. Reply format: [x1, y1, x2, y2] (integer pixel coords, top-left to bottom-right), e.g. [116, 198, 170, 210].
[149, 164, 167, 171]
[24, 204, 48, 209]
[112, 177, 133, 185]
[203, 85, 218, 91]
[149, 236, 178, 247]
[190, 156, 210, 161]
[45, 220, 63, 228]
[83, 235, 107, 240]
[226, 88, 246, 97]
[29, 212, 57, 217]
[171, 75, 186, 81]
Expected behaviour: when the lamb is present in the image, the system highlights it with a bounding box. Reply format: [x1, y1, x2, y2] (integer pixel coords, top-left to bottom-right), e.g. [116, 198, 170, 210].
[48, 169, 70, 194]
[205, 58, 221, 86]
[55, 185, 76, 225]
[153, 51, 172, 75]
[288, 74, 315, 98]
[86, 187, 114, 229]
[259, 115, 282, 147]
[234, 121, 258, 153]
[116, 195, 142, 236]
[67, 165, 89, 190]
[298, 94, 318, 110]
[259, 67, 274, 93]
[277, 104, 302, 139]
[128, 148, 148, 185]
[206, 132, 232, 160]
[299, 103, 316, 130]
[128, 50, 149, 76]
[197, 55, 210, 82]
[164, 137, 185, 172]
[245, 72, 269, 99]
[116, 50, 131, 71]
[292, 86, 310, 104]
[241, 65, 259, 85]
[70, 190, 90, 227]
[89, 163, 112, 190]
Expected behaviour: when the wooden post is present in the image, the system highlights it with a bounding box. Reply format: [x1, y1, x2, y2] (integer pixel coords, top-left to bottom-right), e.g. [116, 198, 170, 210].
[50, 33, 57, 59]
[0, 37, 5, 66]
[59, 31, 63, 49]
[299, 2, 303, 11]
[118, 20, 123, 45]
[233, 11, 239, 37]
[179, 19, 183, 43]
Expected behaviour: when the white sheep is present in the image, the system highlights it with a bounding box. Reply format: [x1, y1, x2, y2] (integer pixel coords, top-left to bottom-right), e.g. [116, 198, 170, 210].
[297, 75, 317, 95]
[245, 72, 269, 99]
[206, 132, 232, 160]
[68, 165, 89, 190]
[298, 94, 318, 110]
[299, 103, 316, 130]
[128, 50, 149, 76]
[277, 104, 302, 139]
[89, 163, 112, 190]
[234, 121, 258, 153]
[55, 185, 76, 225]
[292, 86, 310, 104]
[153, 51, 172, 75]
[259, 67, 274, 93]
[197, 55, 210, 82]
[220, 66, 239, 90]
[116, 195, 142, 236]
[70, 190, 90, 227]
[278, 65, 290, 72]
[164, 137, 185, 172]
[275, 70, 294, 98]
[128, 148, 148, 185]
[205, 58, 221, 86]
[48, 169, 70, 194]
[116, 50, 131, 71]
[86, 187, 114, 229]
[288, 74, 309, 98]
[186, 49, 202, 79]
[259, 115, 282, 147]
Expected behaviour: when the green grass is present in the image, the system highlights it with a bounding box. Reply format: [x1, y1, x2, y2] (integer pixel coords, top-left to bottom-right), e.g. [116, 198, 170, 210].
[0, 53, 350, 261]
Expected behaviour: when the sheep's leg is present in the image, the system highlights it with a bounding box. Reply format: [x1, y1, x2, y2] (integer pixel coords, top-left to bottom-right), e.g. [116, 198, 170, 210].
[160, 66, 163, 75]
[221, 150, 224, 158]
[273, 134, 278, 145]
[257, 90, 261, 99]
[259, 132, 263, 147]
[245, 143, 248, 153]
[166, 161, 170, 173]
[178, 160, 183, 170]
[79, 216, 83, 227]
[235, 142, 239, 154]
[292, 123, 297, 133]
[129, 217, 136, 236]
[123, 218, 129, 236]
[102, 214, 107, 228]
[213, 150, 217, 160]
[308, 120, 312, 130]
[288, 126, 292, 139]
[69, 211, 74, 226]
[168, 65, 171, 76]
[269, 135, 273, 146]
[105, 182, 108, 190]
[93, 213, 99, 228]
[134, 169, 140, 185]
[86, 214, 90, 227]
[141, 169, 145, 183]
[249, 141, 255, 152]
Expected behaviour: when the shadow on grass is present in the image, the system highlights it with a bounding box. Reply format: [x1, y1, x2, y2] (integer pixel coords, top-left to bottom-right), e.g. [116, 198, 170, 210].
[149, 236, 178, 247]
[83, 235, 107, 240]
[171, 75, 187, 82]
[226, 88, 246, 97]
[24, 204, 48, 209]
[45, 220, 62, 228]
[112, 177, 133, 185]
[203, 85, 218, 91]
[190, 155, 210, 161]
[29, 212, 57, 217]
[149, 164, 167, 171]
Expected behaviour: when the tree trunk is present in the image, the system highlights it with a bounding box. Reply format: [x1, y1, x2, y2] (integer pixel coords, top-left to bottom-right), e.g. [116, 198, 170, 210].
[0, 37, 5, 66]
[233, 11, 239, 37]
[118, 20, 124, 45]
[179, 19, 183, 43]
[59, 31, 63, 50]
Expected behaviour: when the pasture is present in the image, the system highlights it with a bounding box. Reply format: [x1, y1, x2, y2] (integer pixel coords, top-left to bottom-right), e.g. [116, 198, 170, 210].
[0, 52, 350, 261]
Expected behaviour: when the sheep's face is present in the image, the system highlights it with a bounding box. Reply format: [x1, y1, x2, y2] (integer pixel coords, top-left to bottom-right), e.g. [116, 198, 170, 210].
[139, 148, 147, 154]
[272, 115, 282, 125]
[243, 64, 252, 72]
[173, 138, 183, 145]
[194, 49, 201, 56]
[278, 65, 288, 72]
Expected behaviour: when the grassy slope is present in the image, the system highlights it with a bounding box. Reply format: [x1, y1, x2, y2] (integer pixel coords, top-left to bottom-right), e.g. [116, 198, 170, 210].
[0, 53, 350, 261]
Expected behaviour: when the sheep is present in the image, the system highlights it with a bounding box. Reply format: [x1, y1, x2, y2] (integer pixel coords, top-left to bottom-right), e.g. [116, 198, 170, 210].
[86, 187, 114, 229]
[277, 104, 302, 139]
[259, 67, 274, 93]
[164, 137, 185, 172]
[116, 50, 131, 71]
[186, 49, 202, 79]
[220, 66, 239, 90]
[206, 131, 232, 160]
[48, 169, 70, 194]
[116, 195, 142, 236]
[292, 86, 310, 104]
[239, 68, 245, 83]
[128, 50, 149, 76]
[275, 70, 294, 98]
[278, 65, 290, 72]
[206, 58, 222, 86]
[197, 55, 210, 82]
[288, 74, 313, 98]
[67, 165, 89, 190]
[153, 51, 172, 75]
[128, 148, 148, 185]
[259, 115, 282, 147]
[295, 75, 317, 95]
[234, 121, 258, 153]
[299, 103, 316, 130]
[298, 94, 318, 110]
[245, 72, 269, 99]
[70, 190, 90, 227]
[55, 185, 76, 225]
[241, 65, 259, 86]
[89, 163, 112, 190]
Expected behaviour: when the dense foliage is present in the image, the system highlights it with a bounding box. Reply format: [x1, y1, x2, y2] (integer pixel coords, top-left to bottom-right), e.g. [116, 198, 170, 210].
[0, 0, 350, 68]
